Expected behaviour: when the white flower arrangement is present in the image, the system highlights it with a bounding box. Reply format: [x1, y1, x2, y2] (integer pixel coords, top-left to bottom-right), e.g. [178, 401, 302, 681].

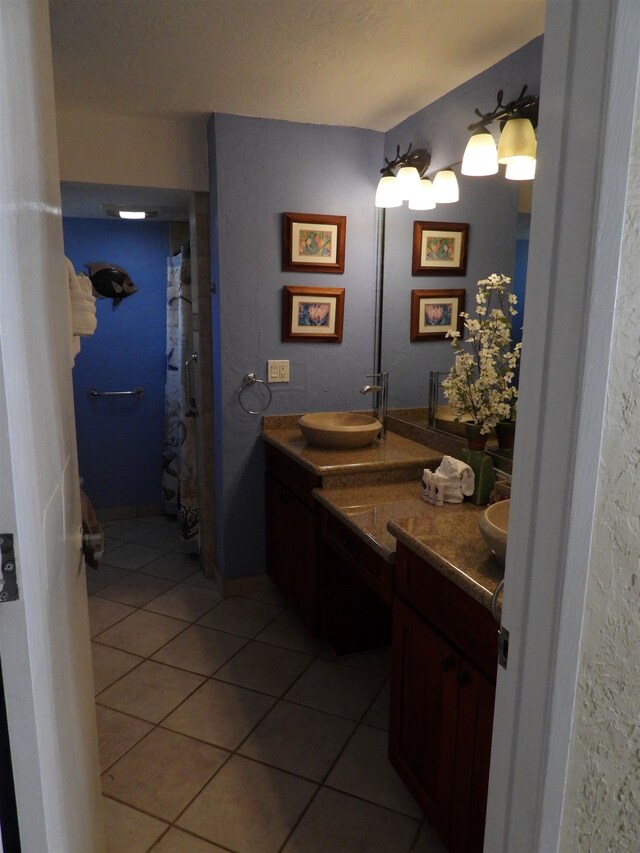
[442, 273, 522, 434]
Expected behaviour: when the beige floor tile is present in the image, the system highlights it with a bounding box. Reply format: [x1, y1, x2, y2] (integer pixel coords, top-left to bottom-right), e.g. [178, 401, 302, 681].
[326, 724, 422, 817]
[88, 596, 135, 638]
[177, 755, 317, 853]
[183, 571, 222, 591]
[86, 564, 131, 595]
[363, 680, 390, 731]
[98, 660, 205, 723]
[95, 609, 189, 658]
[256, 608, 324, 655]
[412, 821, 448, 852]
[95, 705, 153, 771]
[102, 541, 167, 571]
[150, 827, 228, 852]
[283, 787, 419, 853]
[284, 658, 385, 720]
[103, 517, 167, 542]
[162, 679, 275, 749]
[91, 642, 143, 694]
[138, 552, 201, 582]
[324, 644, 392, 675]
[102, 796, 168, 853]
[197, 596, 283, 637]
[95, 571, 175, 606]
[144, 583, 222, 622]
[214, 640, 312, 697]
[239, 700, 355, 781]
[136, 526, 198, 554]
[102, 727, 228, 822]
[151, 625, 247, 676]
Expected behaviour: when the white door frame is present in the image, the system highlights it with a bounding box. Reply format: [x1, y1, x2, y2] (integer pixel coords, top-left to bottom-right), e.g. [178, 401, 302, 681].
[0, 2, 104, 850]
[485, 1, 640, 849]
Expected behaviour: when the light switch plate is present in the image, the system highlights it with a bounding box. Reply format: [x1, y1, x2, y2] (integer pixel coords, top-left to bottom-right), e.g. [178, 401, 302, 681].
[268, 359, 289, 382]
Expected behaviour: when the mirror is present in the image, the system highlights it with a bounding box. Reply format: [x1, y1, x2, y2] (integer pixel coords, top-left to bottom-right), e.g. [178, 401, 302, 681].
[377, 175, 531, 467]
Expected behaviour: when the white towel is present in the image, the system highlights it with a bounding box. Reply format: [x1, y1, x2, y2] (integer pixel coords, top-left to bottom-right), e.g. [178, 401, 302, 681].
[434, 455, 475, 501]
[66, 258, 97, 364]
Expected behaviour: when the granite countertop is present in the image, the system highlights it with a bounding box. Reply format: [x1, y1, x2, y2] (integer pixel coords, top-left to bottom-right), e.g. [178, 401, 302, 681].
[313, 479, 504, 613]
[263, 420, 442, 479]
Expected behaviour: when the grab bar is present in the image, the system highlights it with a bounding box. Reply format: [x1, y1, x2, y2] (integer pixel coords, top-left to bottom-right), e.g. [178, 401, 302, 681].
[87, 386, 144, 400]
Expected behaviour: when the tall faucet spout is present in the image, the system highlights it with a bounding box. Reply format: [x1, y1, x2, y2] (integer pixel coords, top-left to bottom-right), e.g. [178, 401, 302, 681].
[358, 373, 388, 439]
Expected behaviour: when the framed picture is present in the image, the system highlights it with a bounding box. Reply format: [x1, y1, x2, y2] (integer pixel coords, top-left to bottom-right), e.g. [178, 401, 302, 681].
[282, 212, 346, 274]
[282, 285, 345, 343]
[410, 289, 466, 341]
[412, 220, 469, 275]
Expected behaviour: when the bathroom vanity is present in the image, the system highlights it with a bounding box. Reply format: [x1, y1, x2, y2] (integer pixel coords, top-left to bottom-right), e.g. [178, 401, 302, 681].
[263, 417, 504, 853]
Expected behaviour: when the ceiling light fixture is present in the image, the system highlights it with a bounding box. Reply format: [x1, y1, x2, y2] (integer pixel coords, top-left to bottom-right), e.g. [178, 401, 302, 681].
[104, 206, 158, 220]
[462, 86, 539, 181]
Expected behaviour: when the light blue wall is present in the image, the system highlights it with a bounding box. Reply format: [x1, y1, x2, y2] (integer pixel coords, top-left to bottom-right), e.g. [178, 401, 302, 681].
[63, 218, 170, 509]
[209, 114, 384, 578]
[381, 37, 543, 408]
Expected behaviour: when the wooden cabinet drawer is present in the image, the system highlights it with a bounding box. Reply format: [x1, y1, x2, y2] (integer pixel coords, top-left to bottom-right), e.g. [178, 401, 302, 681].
[395, 542, 497, 679]
[322, 509, 393, 605]
[265, 444, 320, 508]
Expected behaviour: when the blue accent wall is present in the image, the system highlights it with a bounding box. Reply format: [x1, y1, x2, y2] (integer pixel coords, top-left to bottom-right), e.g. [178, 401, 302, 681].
[63, 218, 170, 509]
[209, 114, 384, 578]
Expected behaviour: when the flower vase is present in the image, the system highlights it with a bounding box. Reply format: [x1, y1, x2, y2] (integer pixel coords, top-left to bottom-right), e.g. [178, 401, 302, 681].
[464, 422, 488, 452]
[495, 420, 516, 451]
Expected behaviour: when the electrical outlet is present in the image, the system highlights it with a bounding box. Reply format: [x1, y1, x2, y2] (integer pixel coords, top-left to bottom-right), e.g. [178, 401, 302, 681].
[268, 359, 289, 382]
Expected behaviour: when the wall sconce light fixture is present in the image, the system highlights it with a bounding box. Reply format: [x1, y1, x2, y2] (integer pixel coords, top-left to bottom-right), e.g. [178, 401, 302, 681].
[461, 86, 539, 181]
[375, 144, 461, 209]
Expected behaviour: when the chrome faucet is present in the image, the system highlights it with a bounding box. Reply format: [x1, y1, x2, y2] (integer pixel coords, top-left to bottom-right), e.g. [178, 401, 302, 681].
[359, 372, 389, 439]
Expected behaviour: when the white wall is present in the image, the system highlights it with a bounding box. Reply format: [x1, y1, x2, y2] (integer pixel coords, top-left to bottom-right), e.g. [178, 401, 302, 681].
[56, 108, 209, 190]
[560, 57, 640, 851]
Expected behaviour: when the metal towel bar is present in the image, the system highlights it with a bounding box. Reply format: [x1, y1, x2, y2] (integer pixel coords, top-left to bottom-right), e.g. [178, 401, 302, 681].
[87, 386, 144, 400]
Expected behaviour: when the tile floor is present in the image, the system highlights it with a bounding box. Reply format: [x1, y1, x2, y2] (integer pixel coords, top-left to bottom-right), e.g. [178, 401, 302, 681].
[89, 514, 446, 853]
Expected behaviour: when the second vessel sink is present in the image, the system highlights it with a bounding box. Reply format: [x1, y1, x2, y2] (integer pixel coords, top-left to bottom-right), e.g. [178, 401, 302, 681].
[478, 499, 510, 562]
[298, 412, 382, 449]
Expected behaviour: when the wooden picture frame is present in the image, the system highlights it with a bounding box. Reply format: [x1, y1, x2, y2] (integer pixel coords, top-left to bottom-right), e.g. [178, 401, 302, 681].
[282, 212, 346, 273]
[282, 285, 345, 343]
[410, 289, 466, 341]
[412, 220, 469, 276]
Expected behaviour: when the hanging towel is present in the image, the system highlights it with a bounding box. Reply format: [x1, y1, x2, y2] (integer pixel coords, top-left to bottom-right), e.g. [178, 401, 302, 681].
[66, 257, 97, 364]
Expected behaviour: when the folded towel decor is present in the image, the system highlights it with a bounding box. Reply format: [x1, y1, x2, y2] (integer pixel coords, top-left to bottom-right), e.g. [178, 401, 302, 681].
[422, 455, 475, 505]
[80, 489, 104, 569]
[66, 257, 97, 364]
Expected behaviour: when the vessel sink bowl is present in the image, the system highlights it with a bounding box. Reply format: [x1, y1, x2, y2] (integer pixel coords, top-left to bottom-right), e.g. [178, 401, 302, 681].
[478, 499, 510, 563]
[298, 412, 382, 449]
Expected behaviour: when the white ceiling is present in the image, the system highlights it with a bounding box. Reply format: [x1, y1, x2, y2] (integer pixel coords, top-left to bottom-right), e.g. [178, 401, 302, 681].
[50, 0, 544, 219]
[49, 0, 544, 132]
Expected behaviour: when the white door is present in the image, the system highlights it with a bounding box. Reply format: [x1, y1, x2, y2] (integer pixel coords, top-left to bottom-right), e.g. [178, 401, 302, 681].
[0, 2, 103, 851]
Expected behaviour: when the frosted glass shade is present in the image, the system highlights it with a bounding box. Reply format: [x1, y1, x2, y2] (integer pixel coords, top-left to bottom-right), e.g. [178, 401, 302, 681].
[396, 165, 421, 200]
[505, 158, 537, 181]
[375, 175, 402, 208]
[497, 118, 537, 164]
[408, 178, 436, 210]
[461, 130, 498, 176]
[432, 170, 459, 203]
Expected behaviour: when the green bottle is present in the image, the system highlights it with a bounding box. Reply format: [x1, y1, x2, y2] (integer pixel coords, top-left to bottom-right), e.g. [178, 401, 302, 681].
[459, 448, 495, 506]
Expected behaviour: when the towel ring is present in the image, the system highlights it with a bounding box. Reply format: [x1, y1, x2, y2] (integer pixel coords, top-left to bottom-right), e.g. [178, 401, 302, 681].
[237, 373, 272, 415]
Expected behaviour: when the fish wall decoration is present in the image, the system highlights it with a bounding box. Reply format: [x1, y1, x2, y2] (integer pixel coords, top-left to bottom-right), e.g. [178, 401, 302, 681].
[87, 262, 138, 307]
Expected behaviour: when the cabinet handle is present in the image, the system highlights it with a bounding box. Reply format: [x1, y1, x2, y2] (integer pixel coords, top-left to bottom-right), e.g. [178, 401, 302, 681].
[456, 671, 471, 688]
[441, 658, 454, 672]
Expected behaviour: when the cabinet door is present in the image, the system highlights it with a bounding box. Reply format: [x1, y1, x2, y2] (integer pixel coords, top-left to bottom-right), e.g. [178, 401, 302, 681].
[265, 472, 319, 632]
[389, 595, 459, 835]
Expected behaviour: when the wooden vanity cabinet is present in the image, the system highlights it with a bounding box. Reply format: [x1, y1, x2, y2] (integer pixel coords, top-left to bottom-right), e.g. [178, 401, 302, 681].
[390, 542, 498, 853]
[265, 445, 321, 633]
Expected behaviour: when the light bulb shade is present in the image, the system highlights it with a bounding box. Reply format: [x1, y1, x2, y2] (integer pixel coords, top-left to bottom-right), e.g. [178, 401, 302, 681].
[375, 175, 402, 208]
[461, 129, 498, 176]
[505, 158, 537, 181]
[408, 178, 436, 210]
[396, 165, 421, 200]
[497, 118, 537, 164]
[432, 170, 459, 203]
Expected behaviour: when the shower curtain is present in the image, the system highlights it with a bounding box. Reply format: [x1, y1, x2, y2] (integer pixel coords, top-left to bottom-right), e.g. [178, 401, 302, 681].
[162, 248, 199, 539]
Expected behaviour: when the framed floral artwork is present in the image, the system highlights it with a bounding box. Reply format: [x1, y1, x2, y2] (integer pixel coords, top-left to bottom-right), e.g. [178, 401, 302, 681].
[412, 221, 469, 275]
[282, 285, 345, 343]
[410, 288, 466, 341]
[282, 212, 346, 273]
